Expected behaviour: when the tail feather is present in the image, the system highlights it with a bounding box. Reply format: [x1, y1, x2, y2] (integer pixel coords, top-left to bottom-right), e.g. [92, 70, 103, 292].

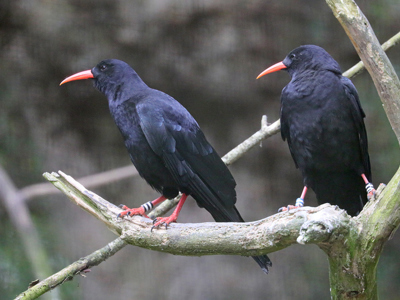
[195, 196, 272, 274]
[223, 206, 272, 274]
[253, 255, 272, 274]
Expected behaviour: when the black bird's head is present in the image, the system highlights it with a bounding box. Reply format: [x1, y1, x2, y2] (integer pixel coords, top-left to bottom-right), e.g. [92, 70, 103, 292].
[60, 59, 147, 103]
[257, 45, 342, 79]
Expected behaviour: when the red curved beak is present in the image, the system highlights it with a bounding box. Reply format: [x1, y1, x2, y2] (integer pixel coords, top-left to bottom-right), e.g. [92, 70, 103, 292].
[60, 70, 94, 85]
[256, 62, 287, 79]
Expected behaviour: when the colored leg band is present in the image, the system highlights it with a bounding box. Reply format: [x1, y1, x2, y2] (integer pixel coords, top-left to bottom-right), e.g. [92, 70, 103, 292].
[365, 183, 375, 194]
[295, 198, 304, 207]
[141, 201, 154, 212]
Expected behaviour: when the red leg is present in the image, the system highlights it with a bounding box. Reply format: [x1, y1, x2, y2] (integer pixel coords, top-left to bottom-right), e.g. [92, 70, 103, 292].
[118, 196, 167, 218]
[361, 174, 376, 200]
[152, 194, 188, 230]
[279, 186, 307, 212]
[300, 186, 308, 200]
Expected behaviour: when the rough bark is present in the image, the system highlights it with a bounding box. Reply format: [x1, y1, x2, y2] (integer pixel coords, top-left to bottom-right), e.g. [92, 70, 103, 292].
[343, 31, 400, 79]
[325, 1, 400, 299]
[42, 171, 332, 256]
[326, 0, 400, 143]
[16, 168, 392, 300]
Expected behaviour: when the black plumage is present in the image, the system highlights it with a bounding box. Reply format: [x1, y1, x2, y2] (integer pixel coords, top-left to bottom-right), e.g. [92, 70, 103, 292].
[257, 45, 374, 216]
[61, 59, 271, 273]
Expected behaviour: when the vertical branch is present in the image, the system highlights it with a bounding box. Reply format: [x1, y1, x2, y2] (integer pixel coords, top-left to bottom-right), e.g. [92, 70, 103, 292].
[326, 0, 400, 144]
[343, 31, 400, 78]
[324, 1, 400, 299]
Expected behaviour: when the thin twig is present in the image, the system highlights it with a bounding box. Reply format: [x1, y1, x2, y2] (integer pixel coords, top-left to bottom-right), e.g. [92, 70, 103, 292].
[14, 238, 127, 300]
[19, 165, 139, 201]
[223, 117, 280, 166]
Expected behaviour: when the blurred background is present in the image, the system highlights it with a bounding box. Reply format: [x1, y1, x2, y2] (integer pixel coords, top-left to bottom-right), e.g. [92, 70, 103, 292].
[1, 0, 399, 299]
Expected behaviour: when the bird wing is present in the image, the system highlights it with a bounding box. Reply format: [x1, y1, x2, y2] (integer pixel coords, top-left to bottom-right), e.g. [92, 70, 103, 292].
[136, 95, 237, 214]
[280, 87, 300, 169]
[341, 76, 372, 180]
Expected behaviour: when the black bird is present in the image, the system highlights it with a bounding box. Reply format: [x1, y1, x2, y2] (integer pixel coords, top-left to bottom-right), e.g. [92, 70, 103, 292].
[60, 59, 271, 273]
[257, 45, 375, 216]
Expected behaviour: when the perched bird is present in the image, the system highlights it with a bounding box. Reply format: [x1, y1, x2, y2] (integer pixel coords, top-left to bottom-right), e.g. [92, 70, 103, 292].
[60, 59, 271, 273]
[257, 45, 375, 216]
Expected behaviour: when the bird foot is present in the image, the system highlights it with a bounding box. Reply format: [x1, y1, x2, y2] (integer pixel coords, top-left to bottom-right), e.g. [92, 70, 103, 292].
[367, 189, 376, 201]
[151, 215, 178, 231]
[117, 205, 149, 219]
[365, 182, 376, 201]
[278, 205, 301, 212]
[278, 197, 304, 212]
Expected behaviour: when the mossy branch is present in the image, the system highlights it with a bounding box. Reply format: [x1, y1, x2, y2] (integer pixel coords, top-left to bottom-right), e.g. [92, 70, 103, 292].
[42, 171, 340, 256]
[326, 0, 400, 144]
[16, 168, 393, 300]
[324, 1, 400, 299]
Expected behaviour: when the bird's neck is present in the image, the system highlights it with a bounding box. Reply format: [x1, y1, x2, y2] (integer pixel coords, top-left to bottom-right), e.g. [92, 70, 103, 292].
[98, 77, 149, 105]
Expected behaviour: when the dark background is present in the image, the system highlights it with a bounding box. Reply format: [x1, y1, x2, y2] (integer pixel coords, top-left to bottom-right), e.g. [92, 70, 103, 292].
[1, 1, 399, 299]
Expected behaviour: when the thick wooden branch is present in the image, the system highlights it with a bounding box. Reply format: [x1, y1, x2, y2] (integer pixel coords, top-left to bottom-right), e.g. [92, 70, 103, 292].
[42, 171, 347, 257]
[324, 2, 400, 299]
[326, 0, 400, 143]
[20, 170, 356, 300]
[359, 170, 400, 249]
[343, 31, 400, 78]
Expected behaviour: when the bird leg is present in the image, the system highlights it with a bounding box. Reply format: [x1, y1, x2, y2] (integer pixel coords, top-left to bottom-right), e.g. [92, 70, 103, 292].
[152, 194, 188, 230]
[278, 186, 307, 212]
[361, 174, 376, 200]
[118, 196, 167, 218]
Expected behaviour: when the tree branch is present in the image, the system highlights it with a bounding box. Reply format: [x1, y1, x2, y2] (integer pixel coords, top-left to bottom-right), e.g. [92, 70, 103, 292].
[14, 237, 127, 300]
[19, 165, 139, 201]
[223, 116, 280, 165]
[18, 168, 355, 300]
[42, 171, 347, 256]
[17, 168, 386, 300]
[326, 0, 400, 144]
[323, 1, 400, 299]
[343, 31, 400, 78]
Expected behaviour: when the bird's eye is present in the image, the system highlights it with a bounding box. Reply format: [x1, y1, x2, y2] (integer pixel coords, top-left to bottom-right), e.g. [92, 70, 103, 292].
[100, 65, 107, 71]
[289, 53, 296, 60]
